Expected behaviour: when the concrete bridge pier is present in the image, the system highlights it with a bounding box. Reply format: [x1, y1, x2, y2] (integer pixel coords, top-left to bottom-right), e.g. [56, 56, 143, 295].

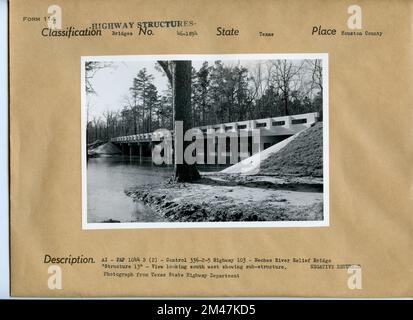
[121, 144, 129, 155]
[150, 142, 155, 158]
[129, 144, 140, 157]
[132, 142, 152, 158]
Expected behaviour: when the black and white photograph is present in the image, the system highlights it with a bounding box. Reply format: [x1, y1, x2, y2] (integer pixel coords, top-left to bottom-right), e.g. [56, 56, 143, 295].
[81, 54, 328, 228]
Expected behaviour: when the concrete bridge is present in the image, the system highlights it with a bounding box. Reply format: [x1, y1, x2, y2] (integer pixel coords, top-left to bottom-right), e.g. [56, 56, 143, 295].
[111, 112, 319, 160]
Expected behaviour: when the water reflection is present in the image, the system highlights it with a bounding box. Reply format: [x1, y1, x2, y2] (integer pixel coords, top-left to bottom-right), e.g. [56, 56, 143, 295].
[87, 155, 228, 223]
[87, 156, 172, 223]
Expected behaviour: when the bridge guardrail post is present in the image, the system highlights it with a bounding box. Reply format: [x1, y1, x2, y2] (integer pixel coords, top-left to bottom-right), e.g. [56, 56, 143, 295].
[307, 112, 317, 125]
[285, 116, 292, 129]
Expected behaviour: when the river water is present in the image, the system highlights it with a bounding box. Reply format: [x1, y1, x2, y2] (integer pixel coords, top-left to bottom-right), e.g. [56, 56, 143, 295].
[87, 155, 227, 223]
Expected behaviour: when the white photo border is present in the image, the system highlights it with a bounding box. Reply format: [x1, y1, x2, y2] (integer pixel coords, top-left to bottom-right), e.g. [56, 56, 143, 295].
[81, 53, 329, 230]
[0, 0, 9, 298]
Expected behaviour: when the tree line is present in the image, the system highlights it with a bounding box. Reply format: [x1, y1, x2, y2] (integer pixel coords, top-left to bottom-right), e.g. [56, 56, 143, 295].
[86, 59, 322, 143]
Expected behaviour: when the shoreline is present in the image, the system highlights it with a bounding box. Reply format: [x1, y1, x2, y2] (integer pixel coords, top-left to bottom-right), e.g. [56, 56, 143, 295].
[126, 174, 323, 222]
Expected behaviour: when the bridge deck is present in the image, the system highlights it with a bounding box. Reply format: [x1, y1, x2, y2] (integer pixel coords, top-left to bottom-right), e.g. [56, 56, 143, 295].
[111, 112, 319, 144]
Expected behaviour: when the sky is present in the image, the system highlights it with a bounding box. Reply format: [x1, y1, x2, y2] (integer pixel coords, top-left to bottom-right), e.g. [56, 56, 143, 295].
[87, 61, 167, 119]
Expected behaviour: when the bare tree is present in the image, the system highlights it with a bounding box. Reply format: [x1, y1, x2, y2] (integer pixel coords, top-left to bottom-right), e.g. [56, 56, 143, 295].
[307, 59, 323, 94]
[85, 61, 113, 94]
[121, 94, 139, 134]
[102, 110, 117, 140]
[270, 60, 305, 116]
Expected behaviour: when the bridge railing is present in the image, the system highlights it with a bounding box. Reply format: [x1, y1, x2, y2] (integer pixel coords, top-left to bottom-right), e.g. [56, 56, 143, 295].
[111, 112, 319, 143]
[111, 130, 172, 143]
[196, 112, 318, 134]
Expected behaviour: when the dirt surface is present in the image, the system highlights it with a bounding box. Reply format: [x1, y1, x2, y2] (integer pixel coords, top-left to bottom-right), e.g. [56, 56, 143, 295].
[87, 139, 105, 149]
[259, 122, 323, 177]
[203, 172, 323, 192]
[89, 142, 121, 156]
[127, 176, 323, 222]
